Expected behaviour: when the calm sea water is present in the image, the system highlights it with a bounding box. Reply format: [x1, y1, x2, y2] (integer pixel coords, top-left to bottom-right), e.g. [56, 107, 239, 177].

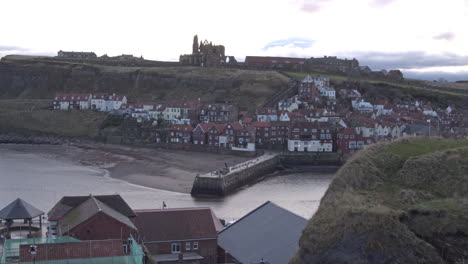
[0, 146, 335, 220]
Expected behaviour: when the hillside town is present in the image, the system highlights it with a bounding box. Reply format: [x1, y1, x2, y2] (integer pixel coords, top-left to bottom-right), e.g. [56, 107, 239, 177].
[53, 74, 468, 154]
[0, 196, 304, 264]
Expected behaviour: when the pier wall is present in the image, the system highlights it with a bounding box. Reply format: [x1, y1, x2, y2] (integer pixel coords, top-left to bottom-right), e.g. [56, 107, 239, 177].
[191, 152, 341, 197]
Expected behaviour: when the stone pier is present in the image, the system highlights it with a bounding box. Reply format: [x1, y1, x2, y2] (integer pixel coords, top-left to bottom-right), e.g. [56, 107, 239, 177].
[190, 152, 342, 197]
[191, 153, 280, 196]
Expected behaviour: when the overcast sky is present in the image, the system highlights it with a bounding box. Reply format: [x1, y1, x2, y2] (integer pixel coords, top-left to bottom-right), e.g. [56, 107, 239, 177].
[1, 0, 467, 81]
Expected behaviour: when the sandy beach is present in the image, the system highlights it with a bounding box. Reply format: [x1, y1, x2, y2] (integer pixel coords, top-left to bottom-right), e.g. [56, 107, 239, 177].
[0, 143, 251, 193]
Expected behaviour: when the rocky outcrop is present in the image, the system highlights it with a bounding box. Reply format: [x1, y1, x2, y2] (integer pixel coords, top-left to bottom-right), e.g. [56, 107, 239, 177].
[291, 138, 468, 264]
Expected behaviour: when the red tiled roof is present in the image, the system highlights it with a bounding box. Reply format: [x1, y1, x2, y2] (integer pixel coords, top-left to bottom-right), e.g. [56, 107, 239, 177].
[54, 93, 90, 102]
[228, 122, 243, 130]
[252, 122, 271, 128]
[195, 122, 215, 133]
[242, 117, 253, 124]
[170, 124, 194, 132]
[134, 207, 222, 241]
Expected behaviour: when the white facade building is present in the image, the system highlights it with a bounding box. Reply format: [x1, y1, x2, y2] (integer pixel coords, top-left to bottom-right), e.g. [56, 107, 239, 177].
[287, 139, 333, 152]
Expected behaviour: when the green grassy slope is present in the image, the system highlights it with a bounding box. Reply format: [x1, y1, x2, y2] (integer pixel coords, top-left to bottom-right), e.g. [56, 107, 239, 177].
[0, 101, 107, 137]
[0, 55, 289, 111]
[291, 137, 468, 264]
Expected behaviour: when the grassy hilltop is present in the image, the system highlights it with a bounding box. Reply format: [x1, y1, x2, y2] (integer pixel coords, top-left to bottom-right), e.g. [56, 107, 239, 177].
[291, 137, 468, 264]
[0, 55, 289, 111]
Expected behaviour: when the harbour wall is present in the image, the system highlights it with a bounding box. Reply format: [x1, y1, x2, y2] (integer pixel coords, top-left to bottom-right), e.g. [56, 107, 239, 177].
[191, 152, 342, 197]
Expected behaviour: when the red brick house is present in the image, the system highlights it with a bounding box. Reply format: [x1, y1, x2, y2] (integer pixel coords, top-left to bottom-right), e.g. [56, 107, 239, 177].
[47, 195, 137, 241]
[298, 81, 318, 102]
[220, 122, 243, 148]
[198, 104, 238, 123]
[336, 127, 364, 153]
[19, 239, 134, 262]
[287, 121, 334, 152]
[269, 121, 290, 145]
[134, 207, 223, 264]
[252, 122, 272, 145]
[169, 124, 194, 144]
[193, 122, 215, 145]
[207, 124, 226, 147]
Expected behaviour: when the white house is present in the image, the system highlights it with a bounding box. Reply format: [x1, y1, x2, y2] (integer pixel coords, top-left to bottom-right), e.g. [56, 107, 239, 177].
[278, 97, 301, 112]
[352, 99, 374, 112]
[375, 123, 392, 137]
[106, 95, 127, 111]
[422, 106, 438, 117]
[309, 76, 330, 89]
[91, 94, 107, 111]
[54, 93, 91, 110]
[279, 111, 293, 122]
[381, 104, 394, 115]
[162, 105, 181, 120]
[91, 94, 127, 111]
[256, 108, 278, 122]
[287, 139, 333, 152]
[319, 87, 336, 100]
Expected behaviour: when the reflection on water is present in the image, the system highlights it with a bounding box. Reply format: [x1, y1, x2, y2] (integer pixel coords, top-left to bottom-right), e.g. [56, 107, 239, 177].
[0, 148, 335, 220]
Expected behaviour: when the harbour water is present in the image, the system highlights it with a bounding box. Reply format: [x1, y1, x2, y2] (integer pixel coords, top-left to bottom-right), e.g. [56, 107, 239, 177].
[0, 145, 335, 220]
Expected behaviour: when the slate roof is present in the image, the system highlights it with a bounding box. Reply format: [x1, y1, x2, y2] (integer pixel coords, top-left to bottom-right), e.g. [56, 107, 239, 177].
[48, 194, 136, 221]
[0, 198, 44, 220]
[134, 207, 222, 242]
[218, 201, 307, 264]
[58, 196, 137, 234]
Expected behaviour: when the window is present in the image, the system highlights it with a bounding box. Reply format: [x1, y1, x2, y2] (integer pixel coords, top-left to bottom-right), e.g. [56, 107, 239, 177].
[186, 242, 191, 251]
[193, 242, 199, 250]
[171, 243, 181, 253]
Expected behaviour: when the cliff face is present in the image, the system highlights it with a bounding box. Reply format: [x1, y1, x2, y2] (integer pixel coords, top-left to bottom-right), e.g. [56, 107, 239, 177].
[291, 138, 468, 264]
[0, 55, 289, 110]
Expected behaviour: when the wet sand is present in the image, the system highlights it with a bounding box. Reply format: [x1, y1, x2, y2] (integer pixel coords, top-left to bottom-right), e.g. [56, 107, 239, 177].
[0, 144, 335, 219]
[0, 143, 250, 193]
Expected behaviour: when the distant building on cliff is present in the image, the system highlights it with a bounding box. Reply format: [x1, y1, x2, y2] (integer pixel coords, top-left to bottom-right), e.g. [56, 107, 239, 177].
[244, 55, 359, 73]
[57, 50, 97, 58]
[180, 35, 226, 67]
[305, 56, 359, 73]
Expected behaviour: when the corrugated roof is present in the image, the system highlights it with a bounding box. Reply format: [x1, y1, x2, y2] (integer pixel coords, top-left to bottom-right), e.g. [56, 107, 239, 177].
[134, 207, 221, 242]
[0, 198, 44, 220]
[218, 201, 307, 264]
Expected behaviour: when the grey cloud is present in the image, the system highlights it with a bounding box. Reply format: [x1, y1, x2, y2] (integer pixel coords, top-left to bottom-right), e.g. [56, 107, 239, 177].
[370, 0, 397, 7]
[347, 51, 468, 70]
[0, 45, 54, 58]
[403, 71, 468, 82]
[0, 45, 27, 52]
[264, 38, 315, 50]
[433, 32, 456, 41]
[299, 0, 332, 13]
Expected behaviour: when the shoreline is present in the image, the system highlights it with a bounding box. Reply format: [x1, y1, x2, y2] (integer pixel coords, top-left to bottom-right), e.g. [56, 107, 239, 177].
[0, 142, 252, 194]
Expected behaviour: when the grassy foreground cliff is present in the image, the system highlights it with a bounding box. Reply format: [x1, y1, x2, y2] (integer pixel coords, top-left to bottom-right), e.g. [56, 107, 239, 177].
[291, 138, 468, 264]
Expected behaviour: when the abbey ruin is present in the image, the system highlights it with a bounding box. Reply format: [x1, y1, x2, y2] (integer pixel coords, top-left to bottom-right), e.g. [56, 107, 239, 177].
[179, 35, 229, 67]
